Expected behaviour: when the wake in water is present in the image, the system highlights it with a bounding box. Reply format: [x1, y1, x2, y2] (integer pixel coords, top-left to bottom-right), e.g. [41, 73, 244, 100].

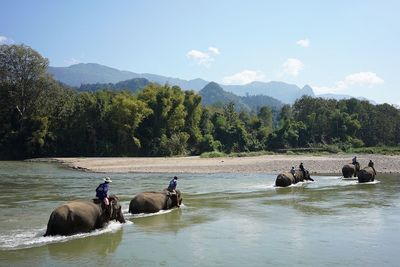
[123, 204, 185, 219]
[0, 220, 132, 250]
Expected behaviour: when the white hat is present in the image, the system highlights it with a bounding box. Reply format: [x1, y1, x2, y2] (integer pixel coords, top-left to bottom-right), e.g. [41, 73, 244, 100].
[104, 177, 112, 183]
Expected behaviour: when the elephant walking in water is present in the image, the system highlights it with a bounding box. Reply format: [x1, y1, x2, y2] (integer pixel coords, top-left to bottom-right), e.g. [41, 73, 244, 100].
[342, 162, 360, 178]
[357, 160, 377, 183]
[275, 169, 314, 187]
[129, 189, 182, 214]
[44, 196, 125, 236]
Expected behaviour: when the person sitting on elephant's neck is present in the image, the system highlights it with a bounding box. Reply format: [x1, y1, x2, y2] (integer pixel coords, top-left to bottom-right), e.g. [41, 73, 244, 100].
[368, 160, 377, 175]
[167, 176, 180, 207]
[96, 177, 112, 209]
[352, 156, 359, 165]
[290, 166, 296, 178]
[299, 162, 305, 177]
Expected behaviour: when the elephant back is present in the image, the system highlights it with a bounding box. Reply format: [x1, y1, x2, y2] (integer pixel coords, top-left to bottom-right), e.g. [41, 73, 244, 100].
[275, 172, 295, 187]
[342, 164, 355, 178]
[44, 201, 101, 236]
[129, 192, 167, 214]
[357, 167, 375, 183]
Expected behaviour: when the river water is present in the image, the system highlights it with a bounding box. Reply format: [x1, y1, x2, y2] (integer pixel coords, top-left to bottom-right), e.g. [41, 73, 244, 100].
[0, 161, 399, 267]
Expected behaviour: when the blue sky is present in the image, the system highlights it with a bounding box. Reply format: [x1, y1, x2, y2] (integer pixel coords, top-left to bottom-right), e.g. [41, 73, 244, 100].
[1, 0, 399, 104]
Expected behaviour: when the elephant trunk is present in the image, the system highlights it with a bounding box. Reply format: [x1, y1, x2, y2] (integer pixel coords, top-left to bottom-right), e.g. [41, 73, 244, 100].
[117, 208, 126, 223]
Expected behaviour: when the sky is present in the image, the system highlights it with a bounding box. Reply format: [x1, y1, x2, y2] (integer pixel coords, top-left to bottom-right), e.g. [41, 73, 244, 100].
[1, 0, 399, 104]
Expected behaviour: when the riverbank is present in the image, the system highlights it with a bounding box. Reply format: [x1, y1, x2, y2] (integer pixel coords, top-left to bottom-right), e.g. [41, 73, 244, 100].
[32, 154, 400, 174]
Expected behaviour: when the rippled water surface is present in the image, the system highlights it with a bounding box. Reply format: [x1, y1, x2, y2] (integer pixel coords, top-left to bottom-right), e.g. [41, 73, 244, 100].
[0, 161, 399, 266]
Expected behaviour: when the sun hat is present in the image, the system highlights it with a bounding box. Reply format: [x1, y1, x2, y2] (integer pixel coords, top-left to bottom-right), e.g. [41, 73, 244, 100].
[104, 177, 112, 183]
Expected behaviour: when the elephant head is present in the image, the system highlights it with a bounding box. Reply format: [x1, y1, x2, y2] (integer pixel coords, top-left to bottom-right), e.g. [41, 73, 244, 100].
[166, 190, 183, 209]
[105, 195, 126, 223]
[303, 170, 314, 181]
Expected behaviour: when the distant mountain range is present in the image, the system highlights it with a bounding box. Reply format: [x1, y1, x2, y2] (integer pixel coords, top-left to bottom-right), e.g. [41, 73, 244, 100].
[49, 63, 208, 90]
[199, 82, 284, 112]
[222, 81, 314, 104]
[48, 62, 370, 105]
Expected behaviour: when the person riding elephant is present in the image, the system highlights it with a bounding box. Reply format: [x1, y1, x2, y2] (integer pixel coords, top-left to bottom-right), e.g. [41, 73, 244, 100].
[357, 160, 377, 183]
[342, 161, 361, 178]
[275, 168, 314, 187]
[129, 190, 182, 214]
[44, 195, 125, 236]
[167, 176, 180, 208]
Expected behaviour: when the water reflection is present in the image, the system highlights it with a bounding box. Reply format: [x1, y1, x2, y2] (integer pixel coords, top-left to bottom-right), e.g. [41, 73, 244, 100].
[131, 209, 182, 233]
[47, 229, 123, 258]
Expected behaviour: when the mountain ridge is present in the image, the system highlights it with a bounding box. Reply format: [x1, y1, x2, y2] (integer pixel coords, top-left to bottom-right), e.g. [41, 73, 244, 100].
[48, 62, 368, 105]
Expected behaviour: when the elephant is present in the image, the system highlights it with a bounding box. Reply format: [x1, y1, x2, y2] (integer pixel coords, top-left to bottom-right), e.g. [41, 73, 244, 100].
[342, 162, 360, 178]
[275, 169, 314, 187]
[44, 195, 125, 236]
[129, 189, 182, 214]
[357, 166, 376, 183]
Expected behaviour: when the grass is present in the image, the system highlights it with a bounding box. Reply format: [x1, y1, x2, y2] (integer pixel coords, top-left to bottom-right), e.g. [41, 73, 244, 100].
[199, 146, 400, 158]
[347, 146, 400, 155]
[200, 150, 275, 158]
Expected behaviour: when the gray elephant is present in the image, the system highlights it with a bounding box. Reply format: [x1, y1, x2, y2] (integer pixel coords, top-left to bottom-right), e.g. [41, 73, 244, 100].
[275, 169, 314, 187]
[44, 195, 125, 236]
[357, 160, 377, 183]
[342, 162, 360, 178]
[129, 189, 182, 214]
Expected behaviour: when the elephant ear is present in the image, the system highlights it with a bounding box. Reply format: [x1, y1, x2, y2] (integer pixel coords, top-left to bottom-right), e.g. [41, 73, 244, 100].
[165, 197, 172, 209]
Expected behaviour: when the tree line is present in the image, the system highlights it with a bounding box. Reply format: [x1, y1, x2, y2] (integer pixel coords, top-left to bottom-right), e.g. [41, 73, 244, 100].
[1, 44, 399, 159]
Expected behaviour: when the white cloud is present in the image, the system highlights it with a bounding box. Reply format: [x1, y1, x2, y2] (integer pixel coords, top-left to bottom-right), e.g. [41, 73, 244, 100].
[187, 47, 220, 67]
[64, 57, 81, 66]
[187, 50, 213, 66]
[282, 58, 304, 76]
[313, 72, 384, 94]
[344, 72, 384, 86]
[0, 35, 11, 44]
[222, 70, 265, 85]
[296, 38, 310, 48]
[208, 46, 220, 55]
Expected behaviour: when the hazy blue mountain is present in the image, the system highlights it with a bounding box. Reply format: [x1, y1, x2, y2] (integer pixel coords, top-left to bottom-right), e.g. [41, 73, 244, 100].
[222, 81, 315, 104]
[79, 78, 150, 93]
[241, 94, 284, 112]
[139, 73, 208, 91]
[48, 63, 208, 90]
[48, 63, 140, 87]
[199, 82, 249, 110]
[199, 82, 284, 112]
[50, 63, 370, 105]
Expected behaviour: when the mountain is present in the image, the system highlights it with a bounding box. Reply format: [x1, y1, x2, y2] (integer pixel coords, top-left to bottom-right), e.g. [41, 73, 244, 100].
[241, 94, 284, 112]
[199, 82, 284, 112]
[48, 63, 140, 87]
[48, 63, 208, 90]
[79, 78, 150, 93]
[222, 81, 315, 104]
[199, 82, 249, 110]
[51, 63, 375, 106]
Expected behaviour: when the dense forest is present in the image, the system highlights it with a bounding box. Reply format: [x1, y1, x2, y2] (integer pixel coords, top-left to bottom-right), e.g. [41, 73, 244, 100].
[1, 44, 400, 159]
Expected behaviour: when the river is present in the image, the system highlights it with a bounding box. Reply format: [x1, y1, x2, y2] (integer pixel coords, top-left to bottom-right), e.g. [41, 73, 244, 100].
[0, 161, 399, 267]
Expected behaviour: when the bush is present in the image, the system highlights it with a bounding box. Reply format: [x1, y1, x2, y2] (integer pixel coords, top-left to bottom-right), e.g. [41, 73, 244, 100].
[200, 151, 226, 158]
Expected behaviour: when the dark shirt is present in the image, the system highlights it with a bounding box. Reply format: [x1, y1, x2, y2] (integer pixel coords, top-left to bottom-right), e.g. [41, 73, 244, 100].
[96, 182, 109, 199]
[168, 179, 177, 191]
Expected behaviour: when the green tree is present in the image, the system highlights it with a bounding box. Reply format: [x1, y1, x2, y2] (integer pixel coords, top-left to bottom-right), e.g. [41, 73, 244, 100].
[0, 44, 55, 158]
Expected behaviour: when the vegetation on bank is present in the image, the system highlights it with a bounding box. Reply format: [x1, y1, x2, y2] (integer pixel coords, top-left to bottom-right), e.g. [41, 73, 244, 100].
[1, 44, 400, 159]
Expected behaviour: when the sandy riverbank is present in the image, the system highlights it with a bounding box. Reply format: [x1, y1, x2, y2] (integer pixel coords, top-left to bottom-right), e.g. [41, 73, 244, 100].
[37, 154, 400, 174]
